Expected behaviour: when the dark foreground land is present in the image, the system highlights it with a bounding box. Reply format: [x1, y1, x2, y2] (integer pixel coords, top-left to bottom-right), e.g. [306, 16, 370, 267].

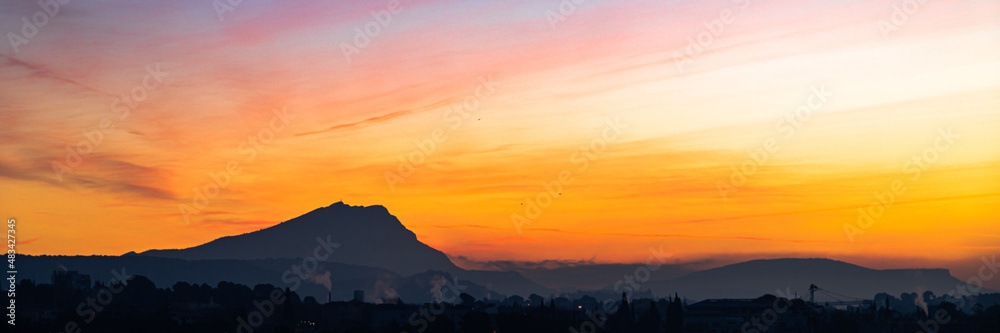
[10, 272, 1000, 333]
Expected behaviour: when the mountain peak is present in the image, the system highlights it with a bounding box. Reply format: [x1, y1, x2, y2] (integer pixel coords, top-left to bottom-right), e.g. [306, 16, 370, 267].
[140, 202, 458, 275]
[321, 201, 390, 214]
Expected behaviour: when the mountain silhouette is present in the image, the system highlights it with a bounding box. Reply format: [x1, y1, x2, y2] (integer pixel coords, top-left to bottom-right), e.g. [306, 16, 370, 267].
[141, 202, 458, 276]
[137, 201, 550, 297]
[29, 202, 992, 303]
[645, 258, 989, 301]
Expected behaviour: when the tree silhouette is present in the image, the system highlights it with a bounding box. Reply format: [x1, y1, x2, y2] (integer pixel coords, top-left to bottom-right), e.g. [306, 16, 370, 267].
[459, 292, 476, 307]
[458, 311, 492, 333]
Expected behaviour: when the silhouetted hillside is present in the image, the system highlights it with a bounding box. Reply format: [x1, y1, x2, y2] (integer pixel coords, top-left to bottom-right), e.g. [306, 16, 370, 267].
[28, 203, 992, 304]
[646, 258, 989, 301]
[141, 202, 457, 276]
[97, 202, 550, 298]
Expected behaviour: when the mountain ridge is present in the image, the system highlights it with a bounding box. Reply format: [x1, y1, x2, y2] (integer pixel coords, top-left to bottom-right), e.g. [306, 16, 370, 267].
[138, 201, 550, 297]
[644, 258, 987, 301]
[140, 201, 459, 276]
[96, 202, 994, 302]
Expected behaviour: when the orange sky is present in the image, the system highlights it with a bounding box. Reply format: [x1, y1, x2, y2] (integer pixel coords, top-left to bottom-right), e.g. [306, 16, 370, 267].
[1, 0, 998, 287]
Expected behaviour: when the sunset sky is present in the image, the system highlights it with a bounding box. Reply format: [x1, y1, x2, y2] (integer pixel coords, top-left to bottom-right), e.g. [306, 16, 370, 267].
[1, 0, 998, 287]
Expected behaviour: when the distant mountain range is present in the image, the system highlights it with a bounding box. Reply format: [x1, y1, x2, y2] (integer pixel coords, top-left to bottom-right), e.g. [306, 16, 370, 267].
[22, 202, 994, 303]
[646, 258, 979, 302]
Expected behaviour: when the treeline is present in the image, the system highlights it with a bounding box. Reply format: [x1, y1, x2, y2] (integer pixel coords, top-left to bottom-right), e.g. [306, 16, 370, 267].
[12, 274, 1000, 333]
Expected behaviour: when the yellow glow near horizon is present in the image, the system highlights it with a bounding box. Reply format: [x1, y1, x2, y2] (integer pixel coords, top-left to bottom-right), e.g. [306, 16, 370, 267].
[1, 0, 998, 286]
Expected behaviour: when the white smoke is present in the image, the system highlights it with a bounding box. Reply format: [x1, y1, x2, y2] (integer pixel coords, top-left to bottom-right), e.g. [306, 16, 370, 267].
[374, 275, 399, 303]
[430, 275, 447, 302]
[308, 270, 332, 291]
[914, 287, 929, 316]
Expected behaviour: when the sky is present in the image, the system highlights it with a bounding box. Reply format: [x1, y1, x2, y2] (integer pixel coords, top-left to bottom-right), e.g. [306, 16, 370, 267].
[1, 0, 999, 288]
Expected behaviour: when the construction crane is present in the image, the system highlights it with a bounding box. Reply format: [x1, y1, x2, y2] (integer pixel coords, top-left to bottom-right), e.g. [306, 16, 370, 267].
[808, 284, 870, 307]
[809, 284, 818, 304]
